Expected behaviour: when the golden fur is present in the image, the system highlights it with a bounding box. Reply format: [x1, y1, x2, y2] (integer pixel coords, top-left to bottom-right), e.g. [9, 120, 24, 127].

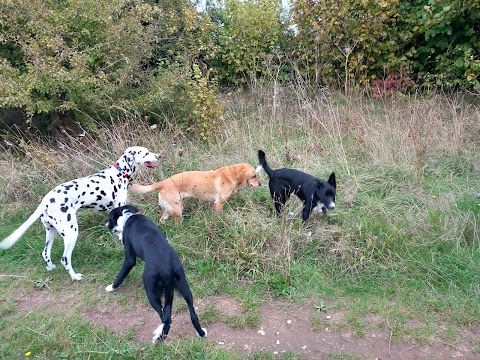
[131, 163, 261, 220]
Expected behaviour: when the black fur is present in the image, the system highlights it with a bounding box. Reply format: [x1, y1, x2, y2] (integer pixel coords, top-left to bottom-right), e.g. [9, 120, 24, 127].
[106, 205, 206, 342]
[258, 150, 336, 221]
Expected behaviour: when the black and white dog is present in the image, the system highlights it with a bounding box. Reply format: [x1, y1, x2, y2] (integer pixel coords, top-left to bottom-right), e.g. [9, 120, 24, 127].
[257, 150, 336, 221]
[0, 147, 160, 280]
[105, 205, 207, 343]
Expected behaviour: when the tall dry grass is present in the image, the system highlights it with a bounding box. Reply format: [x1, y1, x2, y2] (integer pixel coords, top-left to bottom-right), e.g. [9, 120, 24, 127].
[2, 89, 477, 184]
[0, 86, 478, 274]
[1, 85, 478, 354]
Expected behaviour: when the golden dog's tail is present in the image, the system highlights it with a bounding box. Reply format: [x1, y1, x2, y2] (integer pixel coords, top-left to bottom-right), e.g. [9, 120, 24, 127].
[128, 182, 163, 194]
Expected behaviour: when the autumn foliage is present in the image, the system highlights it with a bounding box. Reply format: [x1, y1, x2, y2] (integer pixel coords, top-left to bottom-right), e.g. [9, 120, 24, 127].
[0, 0, 478, 135]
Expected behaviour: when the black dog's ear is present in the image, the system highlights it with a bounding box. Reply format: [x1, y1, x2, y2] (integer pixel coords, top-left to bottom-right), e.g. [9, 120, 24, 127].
[124, 205, 139, 214]
[328, 172, 336, 188]
[106, 208, 120, 230]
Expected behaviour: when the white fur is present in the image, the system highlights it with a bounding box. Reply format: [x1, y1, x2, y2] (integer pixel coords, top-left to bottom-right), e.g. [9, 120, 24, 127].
[111, 210, 136, 240]
[105, 284, 116, 292]
[0, 146, 160, 281]
[152, 323, 165, 343]
[158, 195, 174, 220]
[197, 328, 208, 338]
[313, 200, 335, 215]
[0, 206, 44, 249]
[312, 202, 325, 214]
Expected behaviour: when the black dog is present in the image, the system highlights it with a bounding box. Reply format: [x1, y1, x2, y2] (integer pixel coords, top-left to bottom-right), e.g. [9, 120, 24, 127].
[258, 150, 336, 221]
[105, 205, 207, 343]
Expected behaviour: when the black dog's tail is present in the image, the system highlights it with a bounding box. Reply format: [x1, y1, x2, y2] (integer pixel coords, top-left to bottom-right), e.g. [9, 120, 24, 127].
[257, 150, 274, 178]
[176, 275, 207, 338]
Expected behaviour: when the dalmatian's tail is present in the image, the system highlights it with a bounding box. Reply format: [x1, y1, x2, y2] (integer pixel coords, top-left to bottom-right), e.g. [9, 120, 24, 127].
[0, 204, 45, 249]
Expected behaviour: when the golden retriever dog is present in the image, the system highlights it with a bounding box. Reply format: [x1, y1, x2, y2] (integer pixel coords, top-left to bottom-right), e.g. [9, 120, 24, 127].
[132, 163, 261, 220]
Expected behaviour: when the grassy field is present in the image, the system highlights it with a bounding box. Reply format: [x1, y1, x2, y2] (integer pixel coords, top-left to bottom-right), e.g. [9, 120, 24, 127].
[0, 87, 479, 359]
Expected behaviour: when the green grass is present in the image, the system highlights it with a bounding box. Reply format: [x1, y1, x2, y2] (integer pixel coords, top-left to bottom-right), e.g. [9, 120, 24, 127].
[1, 89, 479, 358]
[0, 312, 234, 360]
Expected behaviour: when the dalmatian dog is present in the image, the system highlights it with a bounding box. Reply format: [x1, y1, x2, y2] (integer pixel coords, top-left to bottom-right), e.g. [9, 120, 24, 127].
[0, 146, 160, 281]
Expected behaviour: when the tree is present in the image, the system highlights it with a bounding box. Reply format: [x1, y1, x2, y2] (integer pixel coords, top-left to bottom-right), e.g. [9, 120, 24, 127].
[205, 0, 291, 85]
[398, 0, 480, 89]
[290, 0, 480, 91]
[0, 0, 217, 134]
[291, 0, 404, 88]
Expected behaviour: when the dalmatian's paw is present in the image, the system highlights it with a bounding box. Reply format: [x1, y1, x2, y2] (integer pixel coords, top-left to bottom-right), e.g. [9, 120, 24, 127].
[70, 273, 84, 281]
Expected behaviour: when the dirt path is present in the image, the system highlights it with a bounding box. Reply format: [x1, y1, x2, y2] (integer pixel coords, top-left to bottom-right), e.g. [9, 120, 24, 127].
[15, 289, 479, 360]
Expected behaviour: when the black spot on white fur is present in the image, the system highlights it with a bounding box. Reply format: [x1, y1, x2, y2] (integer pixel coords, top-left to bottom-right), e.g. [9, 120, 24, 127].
[0, 146, 159, 281]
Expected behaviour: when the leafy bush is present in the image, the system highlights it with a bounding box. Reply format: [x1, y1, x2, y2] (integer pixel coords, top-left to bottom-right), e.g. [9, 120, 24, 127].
[290, 0, 480, 91]
[399, 0, 480, 90]
[291, 0, 403, 88]
[205, 0, 291, 85]
[175, 64, 223, 141]
[1, 0, 478, 139]
[0, 0, 215, 134]
[0, 1, 155, 120]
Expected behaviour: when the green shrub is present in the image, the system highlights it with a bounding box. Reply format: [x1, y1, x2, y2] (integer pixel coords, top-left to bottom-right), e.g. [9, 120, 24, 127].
[206, 0, 291, 85]
[290, 0, 480, 91]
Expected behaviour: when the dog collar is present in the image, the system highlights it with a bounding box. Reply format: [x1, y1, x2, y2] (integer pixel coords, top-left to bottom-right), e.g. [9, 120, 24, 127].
[114, 163, 131, 179]
[122, 211, 136, 226]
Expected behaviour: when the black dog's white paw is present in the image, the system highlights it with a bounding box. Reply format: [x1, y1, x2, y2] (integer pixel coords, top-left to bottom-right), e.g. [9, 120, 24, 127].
[152, 323, 167, 344]
[196, 327, 208, 338]
[105, 284, 116, 292]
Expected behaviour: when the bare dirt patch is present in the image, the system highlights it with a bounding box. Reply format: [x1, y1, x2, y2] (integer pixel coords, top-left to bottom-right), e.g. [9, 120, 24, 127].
[16, 288, 80, 314]
[208, 302, 478, 360]
[13, 289, 479, 359]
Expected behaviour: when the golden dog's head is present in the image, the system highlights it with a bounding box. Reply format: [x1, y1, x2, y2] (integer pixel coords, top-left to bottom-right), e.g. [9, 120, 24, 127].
[243, 164, 261, 187]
